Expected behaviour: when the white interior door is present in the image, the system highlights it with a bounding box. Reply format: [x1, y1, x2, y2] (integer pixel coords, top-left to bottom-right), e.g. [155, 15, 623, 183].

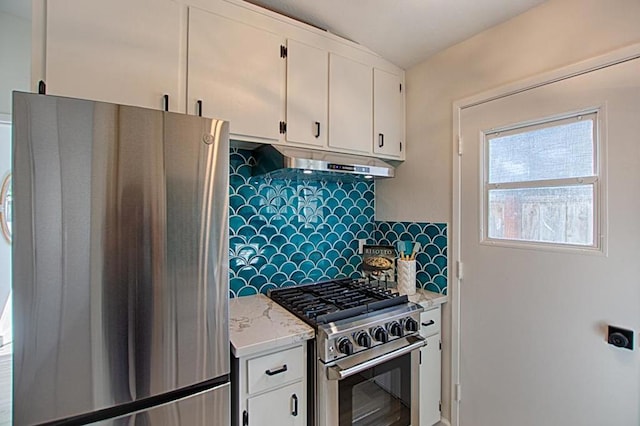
[458, 58, 640, 425]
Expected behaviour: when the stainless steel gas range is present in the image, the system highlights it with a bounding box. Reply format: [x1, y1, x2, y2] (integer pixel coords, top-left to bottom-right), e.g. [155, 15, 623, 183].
[269, 278, 425, 426]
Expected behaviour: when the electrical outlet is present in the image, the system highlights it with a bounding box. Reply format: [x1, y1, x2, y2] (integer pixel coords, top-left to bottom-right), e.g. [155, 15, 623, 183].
[358, 239, 367, 254]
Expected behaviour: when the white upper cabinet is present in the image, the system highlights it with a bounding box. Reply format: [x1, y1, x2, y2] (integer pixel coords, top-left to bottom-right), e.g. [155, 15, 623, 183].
[285, 40, 328, 148]
[188, 8, 285, 142]
[328, 54, 373, 154]
[373, 68, 404, 159]
[45, 0, 185, 112]
[40, 0, 404, 158]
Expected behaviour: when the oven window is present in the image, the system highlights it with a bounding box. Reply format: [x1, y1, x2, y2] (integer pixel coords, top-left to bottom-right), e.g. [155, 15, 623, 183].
[338, 353, 412, 426]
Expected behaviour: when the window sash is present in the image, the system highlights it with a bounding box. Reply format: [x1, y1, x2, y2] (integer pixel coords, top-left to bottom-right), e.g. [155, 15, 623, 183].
[486, 184, 596, 247]
[482, 110, 601, 251]
[486, 176, 597, 191]
[485, 111, 598, 185]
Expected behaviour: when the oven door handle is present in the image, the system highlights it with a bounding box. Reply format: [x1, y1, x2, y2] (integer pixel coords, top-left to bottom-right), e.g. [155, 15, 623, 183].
[326, 335, 425, 380]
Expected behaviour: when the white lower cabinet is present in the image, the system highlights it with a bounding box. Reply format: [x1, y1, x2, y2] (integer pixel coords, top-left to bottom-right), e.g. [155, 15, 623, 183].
[233, 343, 307, 426]
[248, 381, 305, 426]
[419, 306, 442, 426]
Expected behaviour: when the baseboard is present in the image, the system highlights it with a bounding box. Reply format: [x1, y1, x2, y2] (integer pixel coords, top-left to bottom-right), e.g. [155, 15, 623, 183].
[437, 418, 452, 426]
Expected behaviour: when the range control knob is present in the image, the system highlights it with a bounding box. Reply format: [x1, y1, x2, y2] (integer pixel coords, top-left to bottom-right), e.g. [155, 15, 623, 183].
[355, 331, 372, 348]
[337, 337, 354, 356]
[388, 321, 404, 337]
[372, 326, 389, 343]
[404, 317, 419, 333]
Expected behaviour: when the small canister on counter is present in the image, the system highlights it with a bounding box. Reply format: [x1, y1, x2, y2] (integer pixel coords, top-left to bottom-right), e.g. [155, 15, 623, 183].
[397, 259, 417, 295]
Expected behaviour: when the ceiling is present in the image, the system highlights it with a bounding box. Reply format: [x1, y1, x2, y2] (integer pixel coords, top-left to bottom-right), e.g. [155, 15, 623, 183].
[245, 0, 546, 68]
[0, 0, 547, 68]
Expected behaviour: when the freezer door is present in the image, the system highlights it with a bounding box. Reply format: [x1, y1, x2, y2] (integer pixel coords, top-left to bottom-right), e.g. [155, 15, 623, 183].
[12, 93, 229, 424]
[92, 383, 230, 425]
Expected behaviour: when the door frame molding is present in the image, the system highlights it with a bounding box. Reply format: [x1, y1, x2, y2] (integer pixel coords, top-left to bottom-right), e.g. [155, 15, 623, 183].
[450, 41, 640, 426]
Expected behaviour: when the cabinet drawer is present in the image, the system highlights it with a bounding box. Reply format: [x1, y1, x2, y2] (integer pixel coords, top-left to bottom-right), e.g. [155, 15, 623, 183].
[420, 307, 441, 337]
[248, 345, 304, 395]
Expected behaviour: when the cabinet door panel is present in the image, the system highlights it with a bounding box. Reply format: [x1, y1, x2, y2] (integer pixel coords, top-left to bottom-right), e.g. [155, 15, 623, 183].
[420, 334, 441, 426]
[46, 0, 184, 112]
[328, 54, 372, 154]
[188, 8, 285, 141]
[420, 306, 442, 338]
[286, 40, 328, 147]
[248, 381, 305, 426]
[373, 68, 403, 158]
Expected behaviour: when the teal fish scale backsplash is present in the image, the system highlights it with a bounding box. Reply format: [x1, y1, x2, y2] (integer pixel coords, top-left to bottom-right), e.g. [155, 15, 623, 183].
[374, 221, 447, 294]
[228, 148, 448, 297]
[229, 149, 374, 297]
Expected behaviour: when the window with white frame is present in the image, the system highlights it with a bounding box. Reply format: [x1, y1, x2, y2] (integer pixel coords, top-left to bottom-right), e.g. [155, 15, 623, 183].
[484, 111, 601, 249]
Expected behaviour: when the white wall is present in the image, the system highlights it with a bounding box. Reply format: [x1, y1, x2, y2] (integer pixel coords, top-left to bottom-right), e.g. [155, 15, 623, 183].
[0, 9, 30, 343]
[0, 11, 31, 115]
[0, 122, 10, 336]
[375, 0, 640, 421]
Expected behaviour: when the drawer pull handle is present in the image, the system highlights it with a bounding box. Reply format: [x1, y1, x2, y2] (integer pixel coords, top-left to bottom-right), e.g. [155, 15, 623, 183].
[291, 393, 298, 416]
[265, 364, 288, 376]
[422, 320, 435, 327]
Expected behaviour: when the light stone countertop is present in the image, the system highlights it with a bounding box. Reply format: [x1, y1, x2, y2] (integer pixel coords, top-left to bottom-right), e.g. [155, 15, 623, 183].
[229, 294, 315, 358]
[406, 287, 448, 308]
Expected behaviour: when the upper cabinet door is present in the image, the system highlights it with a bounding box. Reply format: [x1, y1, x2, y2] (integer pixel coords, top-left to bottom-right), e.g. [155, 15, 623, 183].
[328, 54, 373, 154]
[286, 40, 328, 148]
[188, 8, 285, 142]
[46, 0, 185, 112]
[373, 68, 404, 158]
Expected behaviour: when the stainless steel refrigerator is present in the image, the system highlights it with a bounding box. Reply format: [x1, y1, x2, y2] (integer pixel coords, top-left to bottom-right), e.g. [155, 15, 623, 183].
[12, 92, 230, 425]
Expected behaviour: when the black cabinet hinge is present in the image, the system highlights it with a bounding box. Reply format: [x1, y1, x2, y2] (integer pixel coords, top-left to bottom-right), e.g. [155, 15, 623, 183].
[38, 80, 46, 94]
[439, 401, 442, 412]
[439, 340, 442, 350]
[400, 141, 402, 152]
[280, 45, 287, 58]
[399, 83, 402, 93]
[243, 410, 248, 426]
[279, 121, 287, 134]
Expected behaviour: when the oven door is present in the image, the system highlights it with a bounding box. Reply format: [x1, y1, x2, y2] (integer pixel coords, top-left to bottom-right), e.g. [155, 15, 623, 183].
[317, 335, 424, 426]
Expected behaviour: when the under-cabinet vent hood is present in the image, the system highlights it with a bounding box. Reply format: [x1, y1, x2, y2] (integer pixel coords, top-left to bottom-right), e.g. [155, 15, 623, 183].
[251, 145, 395, 180]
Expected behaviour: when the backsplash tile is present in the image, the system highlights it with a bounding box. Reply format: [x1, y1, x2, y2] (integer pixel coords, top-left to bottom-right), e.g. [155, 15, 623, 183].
[374, 221, 448, 294]
[228, 148, 448, 297]
[229, 148, 374, 297]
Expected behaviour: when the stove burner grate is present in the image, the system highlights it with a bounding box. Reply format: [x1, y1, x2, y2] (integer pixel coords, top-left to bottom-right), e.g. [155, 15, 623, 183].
[269, 278, 408, 327]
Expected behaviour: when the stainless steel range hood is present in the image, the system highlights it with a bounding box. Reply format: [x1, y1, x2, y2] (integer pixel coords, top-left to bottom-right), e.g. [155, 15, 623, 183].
[251, 144, 395, 180]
